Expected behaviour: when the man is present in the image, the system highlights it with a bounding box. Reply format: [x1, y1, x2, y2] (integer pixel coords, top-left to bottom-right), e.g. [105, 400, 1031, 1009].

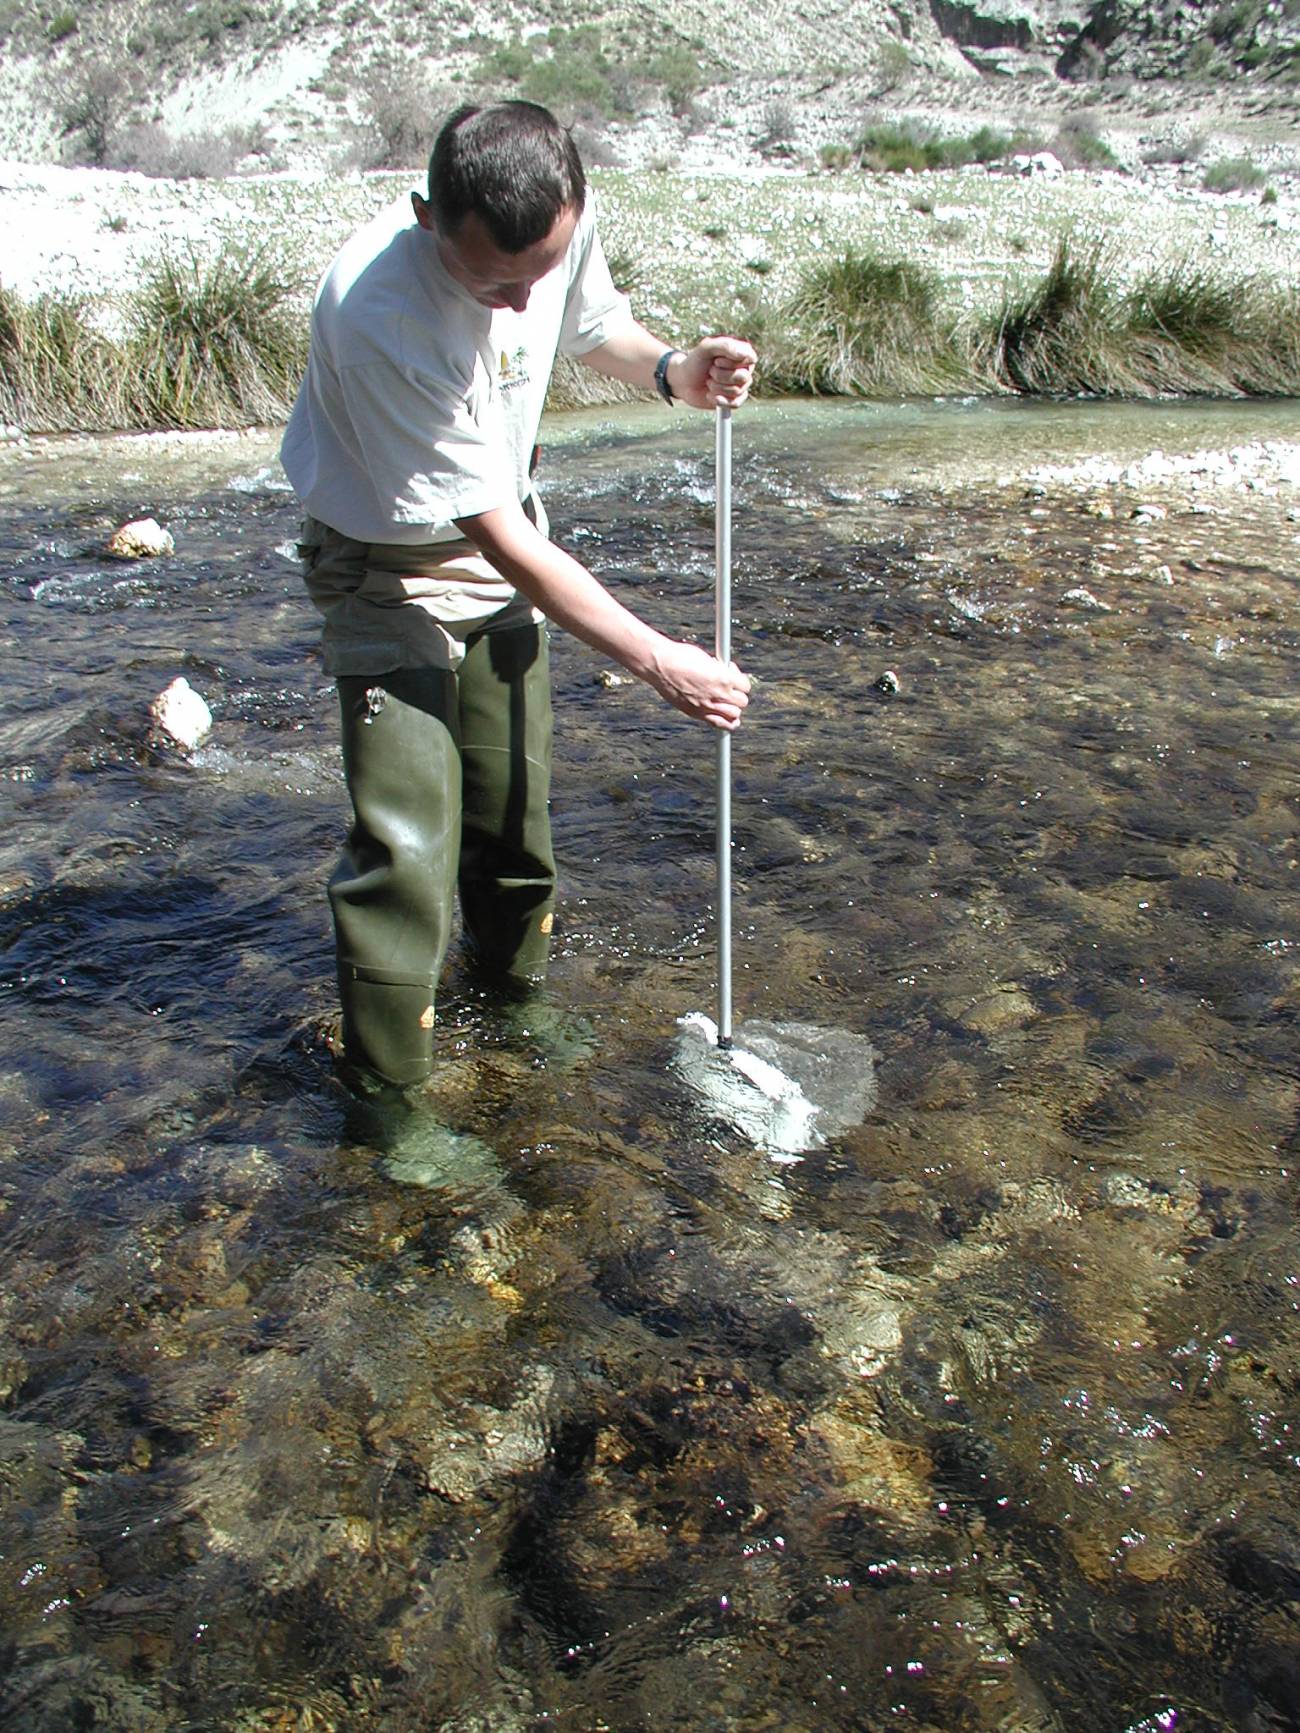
[282, 100, 754, 1090]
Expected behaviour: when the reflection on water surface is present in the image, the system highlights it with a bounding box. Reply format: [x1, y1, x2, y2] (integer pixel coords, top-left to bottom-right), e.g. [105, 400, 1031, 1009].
[0, 399, 1298, 1731]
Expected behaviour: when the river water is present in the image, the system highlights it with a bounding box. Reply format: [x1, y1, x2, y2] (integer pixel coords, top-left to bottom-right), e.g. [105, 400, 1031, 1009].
[0, 398, 1298, 1731]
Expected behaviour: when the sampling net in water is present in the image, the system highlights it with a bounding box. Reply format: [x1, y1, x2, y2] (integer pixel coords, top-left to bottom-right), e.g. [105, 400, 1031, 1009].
[674, 1012, 878, 1159]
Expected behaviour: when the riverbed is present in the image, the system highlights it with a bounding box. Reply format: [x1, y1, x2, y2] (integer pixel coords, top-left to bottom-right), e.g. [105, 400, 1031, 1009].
[1, 397, 1298, 1731]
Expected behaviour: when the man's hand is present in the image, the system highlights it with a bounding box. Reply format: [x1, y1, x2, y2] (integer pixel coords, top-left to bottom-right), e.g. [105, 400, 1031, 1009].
[668, 337, 756, 411]
[644, 641, 751, 730]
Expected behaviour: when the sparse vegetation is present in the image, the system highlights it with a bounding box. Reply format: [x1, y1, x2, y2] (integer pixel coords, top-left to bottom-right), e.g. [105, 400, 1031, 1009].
[756, 99, 798, 157]
[1141, 135, 1205, 166]
[108, 122, 266, 179]
[1051, 118, 1122, 171]
[1203, 155, 1268, 192]
[353, 58, 453, 169]
[853, 120, 1035, 174]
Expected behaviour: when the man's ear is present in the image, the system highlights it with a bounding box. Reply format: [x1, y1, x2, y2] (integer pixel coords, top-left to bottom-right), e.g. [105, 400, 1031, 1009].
[411, 191, 435, 231]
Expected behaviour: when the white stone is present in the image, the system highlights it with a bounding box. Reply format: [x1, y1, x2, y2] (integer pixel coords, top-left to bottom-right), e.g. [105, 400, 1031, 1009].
[149, 676, 212, 749]
[1014, 151, 1065, 179]
[107, 516, 174, 559]
[1062, 587, 1111, 611]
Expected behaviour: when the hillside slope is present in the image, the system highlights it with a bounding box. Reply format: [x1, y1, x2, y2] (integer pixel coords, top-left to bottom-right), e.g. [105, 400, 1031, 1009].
[0, 0, 1294, 169]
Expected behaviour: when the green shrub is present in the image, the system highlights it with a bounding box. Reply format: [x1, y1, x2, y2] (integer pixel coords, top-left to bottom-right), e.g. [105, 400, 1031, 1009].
[855, 119, 942, 173]
[479, 26, 625, 120]
[1184, 39, 1220, 76]
[473, 36, 532, 83]
[1203, 155, 1267, 192]
[47, 10, 77, 42]
[854, 119, 1030, 174]
[819, 142, 854, 171]
[635, 43, 703, 114]
[875, 40, 912, 90]
[1051, 118, 1121, 170]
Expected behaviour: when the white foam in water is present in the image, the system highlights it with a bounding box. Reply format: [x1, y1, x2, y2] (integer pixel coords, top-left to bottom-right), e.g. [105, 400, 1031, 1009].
[674, 1011, 877, 1160]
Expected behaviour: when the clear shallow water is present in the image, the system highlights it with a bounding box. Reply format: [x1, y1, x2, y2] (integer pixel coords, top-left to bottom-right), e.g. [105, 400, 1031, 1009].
[0, 399, 1298, 1731]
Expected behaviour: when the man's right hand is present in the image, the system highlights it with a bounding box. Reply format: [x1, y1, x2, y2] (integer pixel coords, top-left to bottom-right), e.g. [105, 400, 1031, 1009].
[644, 640, 751, 731]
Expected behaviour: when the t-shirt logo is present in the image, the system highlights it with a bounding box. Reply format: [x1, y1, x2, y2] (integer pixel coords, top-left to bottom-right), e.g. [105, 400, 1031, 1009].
[499, 343, 530, 393]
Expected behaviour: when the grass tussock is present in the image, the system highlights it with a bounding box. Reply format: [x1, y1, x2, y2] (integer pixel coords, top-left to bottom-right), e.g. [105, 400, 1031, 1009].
[0, 246, 307, 434]
[3, 233, 1298, 432]
[127, 248, 308, 428]
[0, 288, 128, 432]
[767, 250, 975, 396]
[757, 237, 1300, 401]
[985, 240, 1300, 397]
[986, 239, 1140, 394]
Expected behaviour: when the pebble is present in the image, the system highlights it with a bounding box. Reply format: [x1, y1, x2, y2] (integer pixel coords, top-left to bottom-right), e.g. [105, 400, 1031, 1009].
[1062, 587, 1112, 612]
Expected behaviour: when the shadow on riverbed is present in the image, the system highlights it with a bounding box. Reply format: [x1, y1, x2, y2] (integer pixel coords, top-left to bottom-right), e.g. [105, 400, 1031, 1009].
[0, 398, 1298, 1730]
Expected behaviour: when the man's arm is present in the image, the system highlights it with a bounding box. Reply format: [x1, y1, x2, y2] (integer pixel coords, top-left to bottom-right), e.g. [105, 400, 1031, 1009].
[452, 501, 750, 730]
[578, 321, 756, 410]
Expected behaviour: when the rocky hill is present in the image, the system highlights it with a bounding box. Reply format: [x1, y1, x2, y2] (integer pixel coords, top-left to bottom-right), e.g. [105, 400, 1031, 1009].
[0, 0, 1294, 172]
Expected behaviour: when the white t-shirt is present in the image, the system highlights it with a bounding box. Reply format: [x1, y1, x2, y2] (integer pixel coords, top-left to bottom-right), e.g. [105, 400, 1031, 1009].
[280, 195, 629, 545]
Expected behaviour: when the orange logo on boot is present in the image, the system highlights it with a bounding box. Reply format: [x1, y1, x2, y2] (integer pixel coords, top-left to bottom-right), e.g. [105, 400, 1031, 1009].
[419, 1005, 435, 1029]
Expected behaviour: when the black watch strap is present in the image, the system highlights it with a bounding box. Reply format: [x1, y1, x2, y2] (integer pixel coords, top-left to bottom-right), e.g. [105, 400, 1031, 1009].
[654, 349, 682, 404]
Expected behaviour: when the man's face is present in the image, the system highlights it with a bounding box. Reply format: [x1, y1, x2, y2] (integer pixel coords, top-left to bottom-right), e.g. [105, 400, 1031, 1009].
[413, 195, 578, 313]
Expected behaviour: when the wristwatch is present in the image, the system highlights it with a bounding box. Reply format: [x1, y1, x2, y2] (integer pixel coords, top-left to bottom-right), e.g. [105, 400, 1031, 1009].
[654, 349, 683, 405]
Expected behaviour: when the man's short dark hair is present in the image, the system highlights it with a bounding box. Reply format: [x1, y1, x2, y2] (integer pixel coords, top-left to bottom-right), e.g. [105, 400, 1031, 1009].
[427, 102, 586, 253]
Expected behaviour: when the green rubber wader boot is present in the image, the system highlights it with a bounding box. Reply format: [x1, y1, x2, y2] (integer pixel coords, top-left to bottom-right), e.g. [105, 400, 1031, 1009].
[457, 623, 557, 985]
[330, 668, 461, 1088]
[329, 624, 556, 1087]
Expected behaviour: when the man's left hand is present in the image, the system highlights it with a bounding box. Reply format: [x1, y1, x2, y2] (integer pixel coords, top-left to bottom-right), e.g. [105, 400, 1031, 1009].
[670, 337, 756, 410]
